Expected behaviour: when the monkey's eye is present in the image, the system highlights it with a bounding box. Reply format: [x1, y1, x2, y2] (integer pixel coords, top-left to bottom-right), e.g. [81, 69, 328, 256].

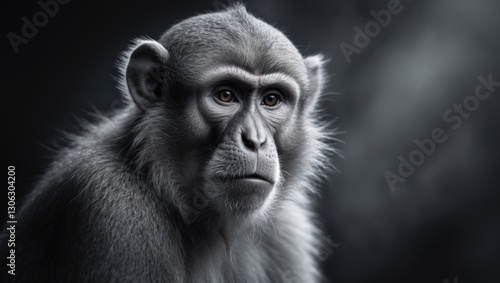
[215, 89, 237, 103]
[262, 92, 281, 107]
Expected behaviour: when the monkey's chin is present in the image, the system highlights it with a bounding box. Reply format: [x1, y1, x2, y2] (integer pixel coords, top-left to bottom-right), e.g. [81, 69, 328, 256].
[218, 178, 274, 214]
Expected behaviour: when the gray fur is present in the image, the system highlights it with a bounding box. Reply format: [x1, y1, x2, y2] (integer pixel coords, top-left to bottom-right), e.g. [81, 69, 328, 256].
[0, 5, 335, 282]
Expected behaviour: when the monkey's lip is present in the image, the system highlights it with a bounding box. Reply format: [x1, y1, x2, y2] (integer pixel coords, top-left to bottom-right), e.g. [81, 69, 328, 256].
[217, 173, 274, 207]
[238, 174, 273, 184]
[221, 173, 273, 185]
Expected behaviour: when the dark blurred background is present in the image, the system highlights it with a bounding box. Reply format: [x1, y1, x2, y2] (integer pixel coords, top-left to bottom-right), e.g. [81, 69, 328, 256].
[2, 0, 500, 282]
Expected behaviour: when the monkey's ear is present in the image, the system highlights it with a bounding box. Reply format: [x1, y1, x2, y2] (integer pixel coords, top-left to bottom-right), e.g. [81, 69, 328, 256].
[126, 40, 169, 111]
[303, 54, 326, 112]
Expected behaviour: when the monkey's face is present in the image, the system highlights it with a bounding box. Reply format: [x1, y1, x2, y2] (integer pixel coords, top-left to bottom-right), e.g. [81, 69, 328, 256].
[125, 10, 325, 220]
[187, 66, 305, 214]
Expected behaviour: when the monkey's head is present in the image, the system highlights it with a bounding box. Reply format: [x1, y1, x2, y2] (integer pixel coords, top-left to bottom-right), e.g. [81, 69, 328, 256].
[123, 5, 330, 225]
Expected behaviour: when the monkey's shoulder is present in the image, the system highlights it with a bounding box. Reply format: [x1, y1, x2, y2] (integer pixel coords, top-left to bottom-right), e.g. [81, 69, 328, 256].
[8, 145, 185, 281]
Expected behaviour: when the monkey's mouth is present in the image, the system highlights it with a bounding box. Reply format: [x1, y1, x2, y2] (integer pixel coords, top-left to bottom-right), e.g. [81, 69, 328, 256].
[223, 173, 273, 185]
[215, 172, 274, 212]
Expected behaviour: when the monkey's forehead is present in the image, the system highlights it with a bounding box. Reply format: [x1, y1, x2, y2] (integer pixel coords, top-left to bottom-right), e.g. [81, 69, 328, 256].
[158, 5, 308, 84]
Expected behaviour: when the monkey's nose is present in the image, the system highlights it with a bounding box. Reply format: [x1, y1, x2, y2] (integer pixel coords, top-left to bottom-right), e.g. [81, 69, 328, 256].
[241, 132, 266, 151]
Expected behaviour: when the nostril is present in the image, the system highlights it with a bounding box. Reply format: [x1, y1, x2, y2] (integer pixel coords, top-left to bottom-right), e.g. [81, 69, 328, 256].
[241, 133, 256, 150]
[260, 138, 266, 147]
[241, 132, 267, 151]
